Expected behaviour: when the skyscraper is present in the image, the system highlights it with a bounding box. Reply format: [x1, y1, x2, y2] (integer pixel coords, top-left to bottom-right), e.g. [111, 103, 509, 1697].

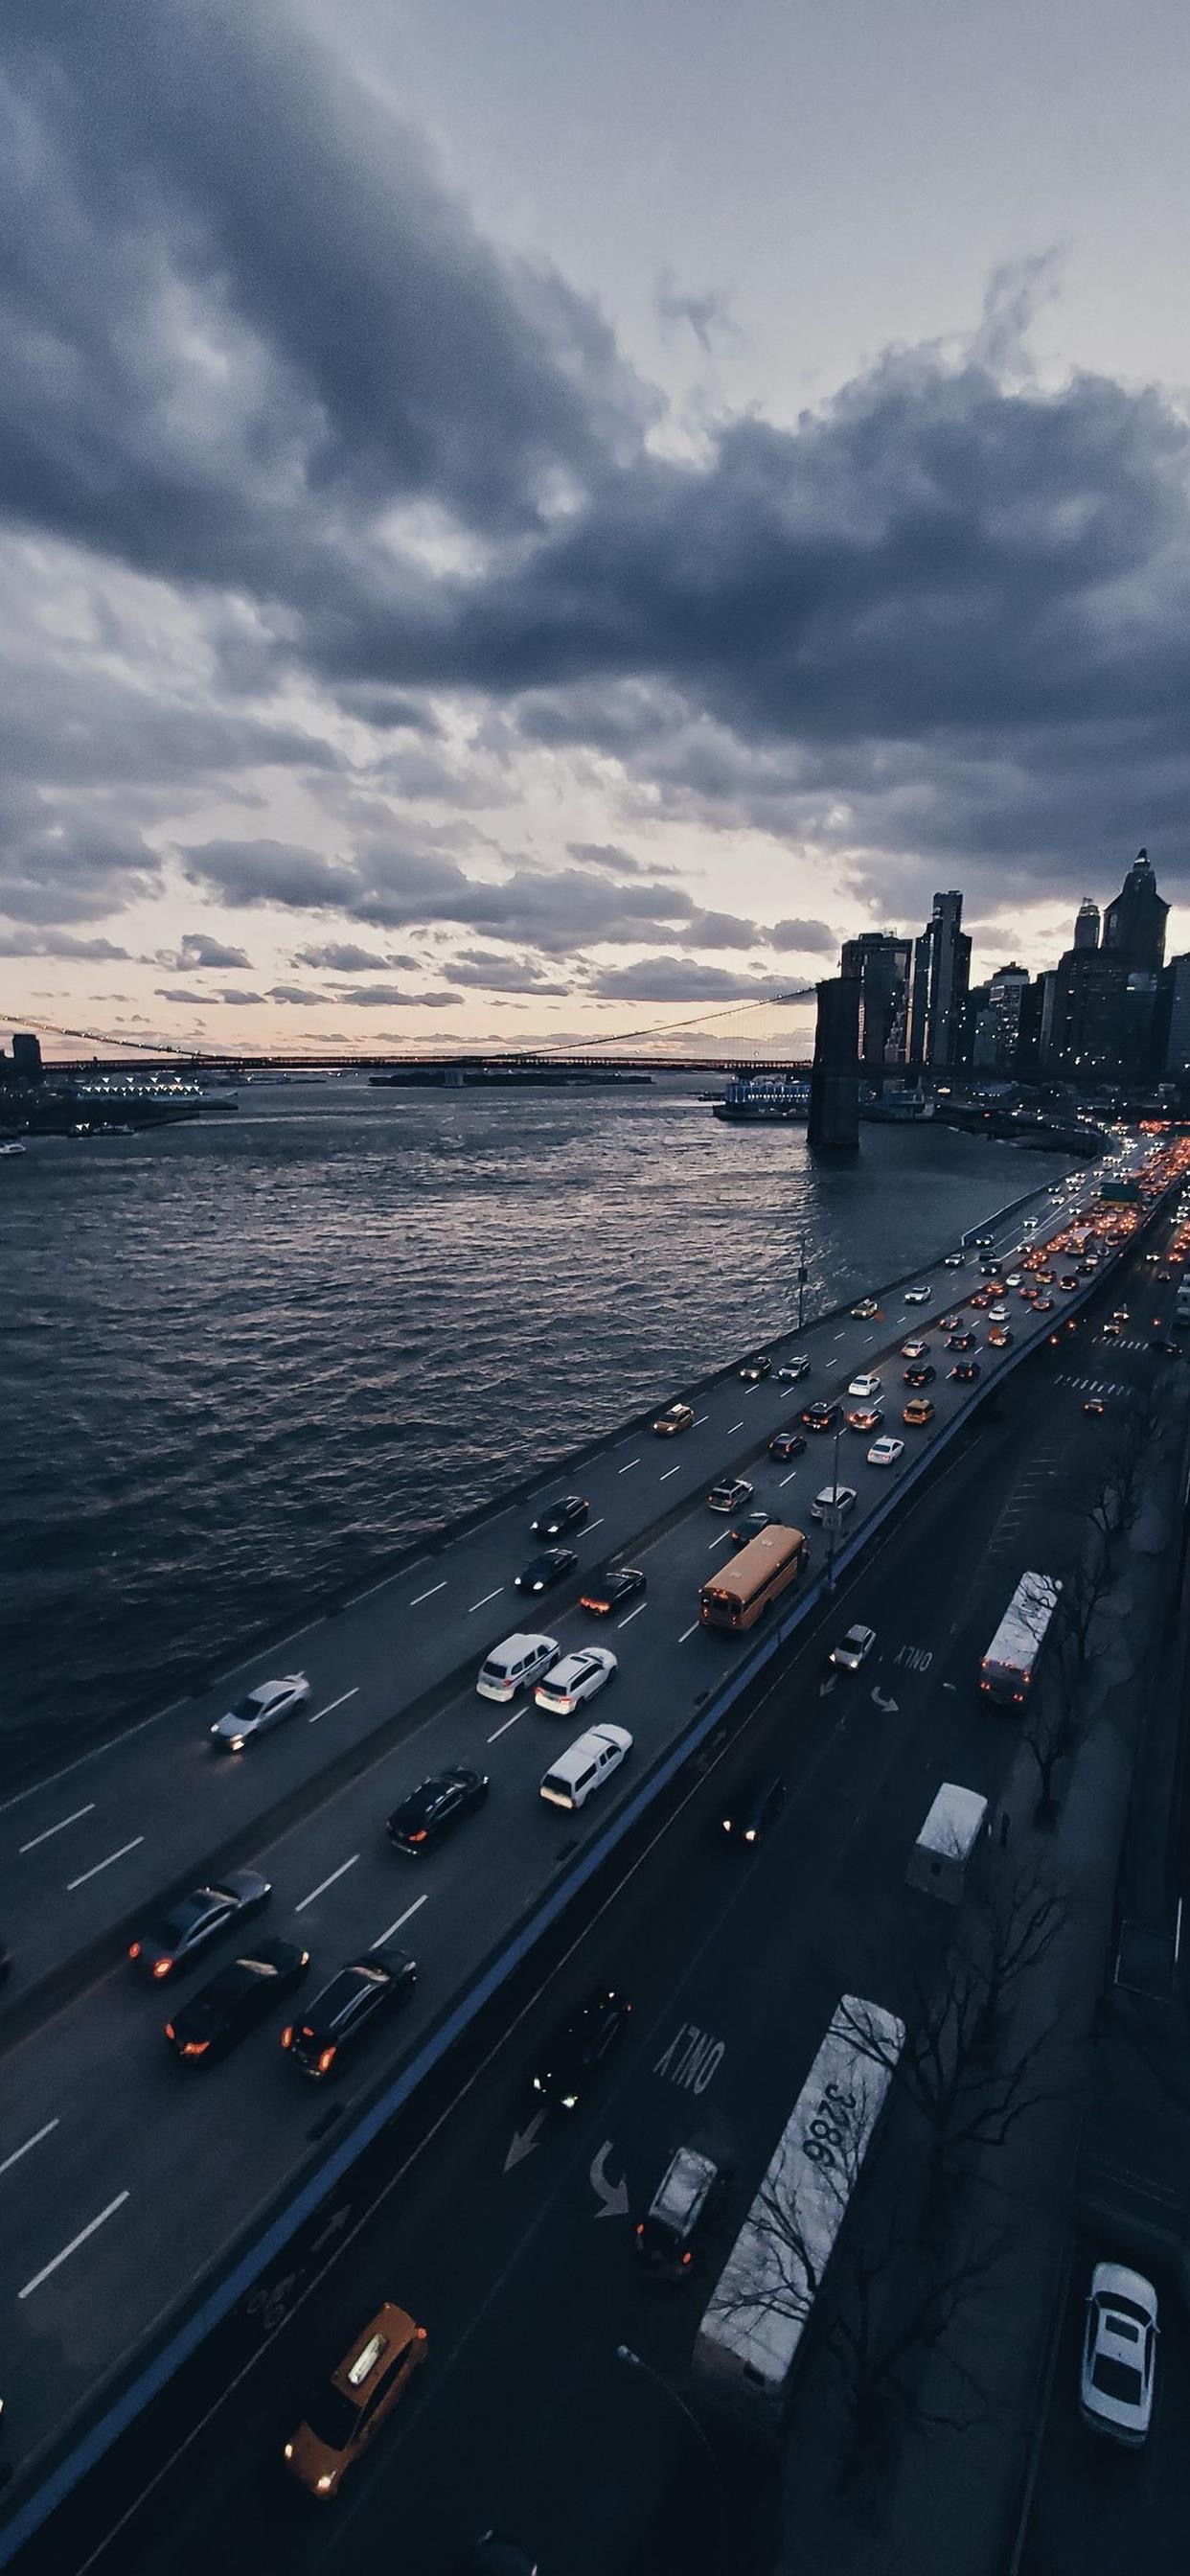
[911, 890, 971, 1070]
[1103, 850, 1168, 975]
[838, 932, 913, 1069]
[1073, 899, 1100, 952]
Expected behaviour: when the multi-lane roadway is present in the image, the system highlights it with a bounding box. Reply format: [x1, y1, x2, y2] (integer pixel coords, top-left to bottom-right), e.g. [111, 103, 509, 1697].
[0, 1140, 1172, 2531]
[66, 1195, 1185, 2576]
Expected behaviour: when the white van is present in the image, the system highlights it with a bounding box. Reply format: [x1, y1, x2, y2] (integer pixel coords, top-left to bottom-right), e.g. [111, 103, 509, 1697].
[906, 1782, 988, 1904]
[476, 1633, 560, 1704]
[539, 1723, 632, 1812]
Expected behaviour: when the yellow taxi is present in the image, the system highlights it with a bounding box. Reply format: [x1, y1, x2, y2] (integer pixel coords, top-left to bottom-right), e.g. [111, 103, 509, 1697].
[285, 2302, 427, 2498]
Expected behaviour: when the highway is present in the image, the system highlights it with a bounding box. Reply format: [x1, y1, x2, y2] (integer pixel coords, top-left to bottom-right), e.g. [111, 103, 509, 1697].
[62, 1225, 1178, 2576]
[0, 1139, 1169, 2523]
[0, 1168, 1109, 2017]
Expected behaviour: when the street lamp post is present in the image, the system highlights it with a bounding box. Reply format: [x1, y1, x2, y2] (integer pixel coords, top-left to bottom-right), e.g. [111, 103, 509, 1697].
[823, 1418, 843, 1593]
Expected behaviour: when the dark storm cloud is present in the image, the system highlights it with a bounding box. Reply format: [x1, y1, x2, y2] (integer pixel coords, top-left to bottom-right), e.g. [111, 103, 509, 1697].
[565, 841, 683, 880]
[446, 950, 572, 996]
[5, 0, 1190, 932]
[767, 919, 837, 955]
[0, 0, 648, 590]
[0, 816, 161, 924]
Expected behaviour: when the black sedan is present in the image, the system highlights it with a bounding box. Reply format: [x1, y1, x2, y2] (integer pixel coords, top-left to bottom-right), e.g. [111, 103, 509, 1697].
[128, 1870, 271, 1983]
[529, 1988, 632, 2112]
[903, 1362, 936, 1388]
[738, 1355, 772, 1383]
[729, 1510, 778, 1547]
[579, 1566, 647, 1616]
[768, 1429, 807, 1461]
[950, 1360, 980, 1383]
[164, 1939, 310, 2063]
[529, 1494, 588, 1541]
[721, 1773, 787, 1848]
[514, 1548, 579, 1595]
[387, 1767, 490, 1853]
[801, 1399, 841, 1433]
[283, 1949, 418, 2081]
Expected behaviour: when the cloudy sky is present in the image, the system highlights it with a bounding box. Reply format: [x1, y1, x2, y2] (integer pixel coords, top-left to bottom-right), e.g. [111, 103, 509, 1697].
[4, 0, 1190, 1056]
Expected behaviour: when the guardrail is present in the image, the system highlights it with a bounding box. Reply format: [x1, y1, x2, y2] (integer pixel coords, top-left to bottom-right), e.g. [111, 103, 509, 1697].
[2, 1161, 1161, 2568]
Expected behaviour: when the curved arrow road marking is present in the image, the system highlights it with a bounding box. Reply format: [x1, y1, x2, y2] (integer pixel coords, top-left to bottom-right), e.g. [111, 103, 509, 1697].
[871, 1685, 900, 1714]
[590, 2140, 629, 2219]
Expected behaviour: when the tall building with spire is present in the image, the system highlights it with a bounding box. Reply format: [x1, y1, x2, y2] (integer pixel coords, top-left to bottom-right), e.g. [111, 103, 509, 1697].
[907, 890, 971, 1070]
[1103, 851, 1168, 975]
[1073, 898, 1100, 952]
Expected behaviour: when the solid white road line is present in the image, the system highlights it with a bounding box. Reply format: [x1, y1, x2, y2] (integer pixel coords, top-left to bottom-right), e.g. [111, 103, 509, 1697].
[486, 1711, 523, 1744]
[0, 2120, 58, 2181]
[616, 1602, 648, 1629]
[308, 1688, 359, 1726]
[295, 1854, 359, 1914]
[617, 1459, 640, 1474]
[66, 1835, 144, 1893]
[469, 1588, 504, 1614]
[19, 2192, 129, 2300]
[659, 1466, 680, 1481]
[18, 1804, 95, 1855]
[372, 1894, 428, 1949]
[410, 1582, 446, 1606]
[677, 1622, 699, 1643]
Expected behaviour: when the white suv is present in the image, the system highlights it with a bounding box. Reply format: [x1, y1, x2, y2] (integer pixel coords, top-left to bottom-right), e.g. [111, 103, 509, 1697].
[476, 1633, 560, 1703]
[534, 1648, 617, 1715]
[539, 1724, 632, 1811]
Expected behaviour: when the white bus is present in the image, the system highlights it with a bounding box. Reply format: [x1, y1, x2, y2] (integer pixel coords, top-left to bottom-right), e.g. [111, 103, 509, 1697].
[979, 1571, 1062, 1708]
[693, 1994, 905, 2403]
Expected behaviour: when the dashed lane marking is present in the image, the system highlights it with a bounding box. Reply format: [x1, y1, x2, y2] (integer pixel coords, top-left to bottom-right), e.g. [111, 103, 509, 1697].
[19, 1804, 95, 1855]
[617, 1459, 641, 1475]
[308, 1688, 360, 1725]
[19, 2193, 130, 2300]
[616, 1602, 649, 1629]
[486, 1711, 522, 1744]
[372, 1894, 428, 1950]
[727, 1420, 744, 1434]
[66, 1836, 144, 1893]
[677, 1622, 699, 1643]
[660, 1466, 681, 1481]
[0, 2120, 58, 2181]
[469, 1588, 504, 1614]
[410, 1582, 446, 1606]
[294, 1854, 359, 1914]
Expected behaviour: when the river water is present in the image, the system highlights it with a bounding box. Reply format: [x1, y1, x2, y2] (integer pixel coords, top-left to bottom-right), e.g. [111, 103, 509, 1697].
[0, 1080, 1070, 1779]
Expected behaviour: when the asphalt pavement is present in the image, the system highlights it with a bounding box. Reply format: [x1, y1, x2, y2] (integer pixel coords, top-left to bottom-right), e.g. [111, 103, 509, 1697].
[64, 1273, 1162, 2576]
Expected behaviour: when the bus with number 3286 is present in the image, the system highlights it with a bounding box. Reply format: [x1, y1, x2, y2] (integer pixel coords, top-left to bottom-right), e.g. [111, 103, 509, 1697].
[693, 1993, 905, 2403]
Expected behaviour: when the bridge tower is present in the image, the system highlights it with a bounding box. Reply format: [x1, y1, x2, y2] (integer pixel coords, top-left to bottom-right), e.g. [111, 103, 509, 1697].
[808, 977, 860, 1150]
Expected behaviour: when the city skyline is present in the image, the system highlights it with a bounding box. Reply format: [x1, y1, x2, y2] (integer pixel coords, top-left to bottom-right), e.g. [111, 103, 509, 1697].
[3, 1, 1190, 1049]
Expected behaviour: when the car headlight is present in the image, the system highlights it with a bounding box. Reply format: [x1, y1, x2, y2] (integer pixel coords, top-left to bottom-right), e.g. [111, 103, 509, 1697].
[532, 2075, 542, 2092]
[283, 2442, 294, 2461]
[744, 1828, 757, 1844]
[561, 2093, 579, 2109]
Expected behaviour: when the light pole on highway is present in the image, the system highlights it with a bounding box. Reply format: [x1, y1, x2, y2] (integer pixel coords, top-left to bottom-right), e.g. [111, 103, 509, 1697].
[823, 1418, 844, 1593]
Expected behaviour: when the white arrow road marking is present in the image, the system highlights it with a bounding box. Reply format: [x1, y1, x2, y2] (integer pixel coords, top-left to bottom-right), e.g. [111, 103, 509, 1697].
[871, 1685, 900, 1713]
[504, 2110, 546, 2172]
[819, 1673, 836, 1697]
[590, 2140, 629, 2219]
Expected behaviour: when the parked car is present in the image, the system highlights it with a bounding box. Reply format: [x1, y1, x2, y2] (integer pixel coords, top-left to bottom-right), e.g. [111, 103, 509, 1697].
[1079, 2264, 1158, 2445]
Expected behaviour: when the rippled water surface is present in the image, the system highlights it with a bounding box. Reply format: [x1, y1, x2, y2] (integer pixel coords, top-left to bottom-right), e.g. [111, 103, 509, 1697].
[0, 1081, 1069, 1773]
